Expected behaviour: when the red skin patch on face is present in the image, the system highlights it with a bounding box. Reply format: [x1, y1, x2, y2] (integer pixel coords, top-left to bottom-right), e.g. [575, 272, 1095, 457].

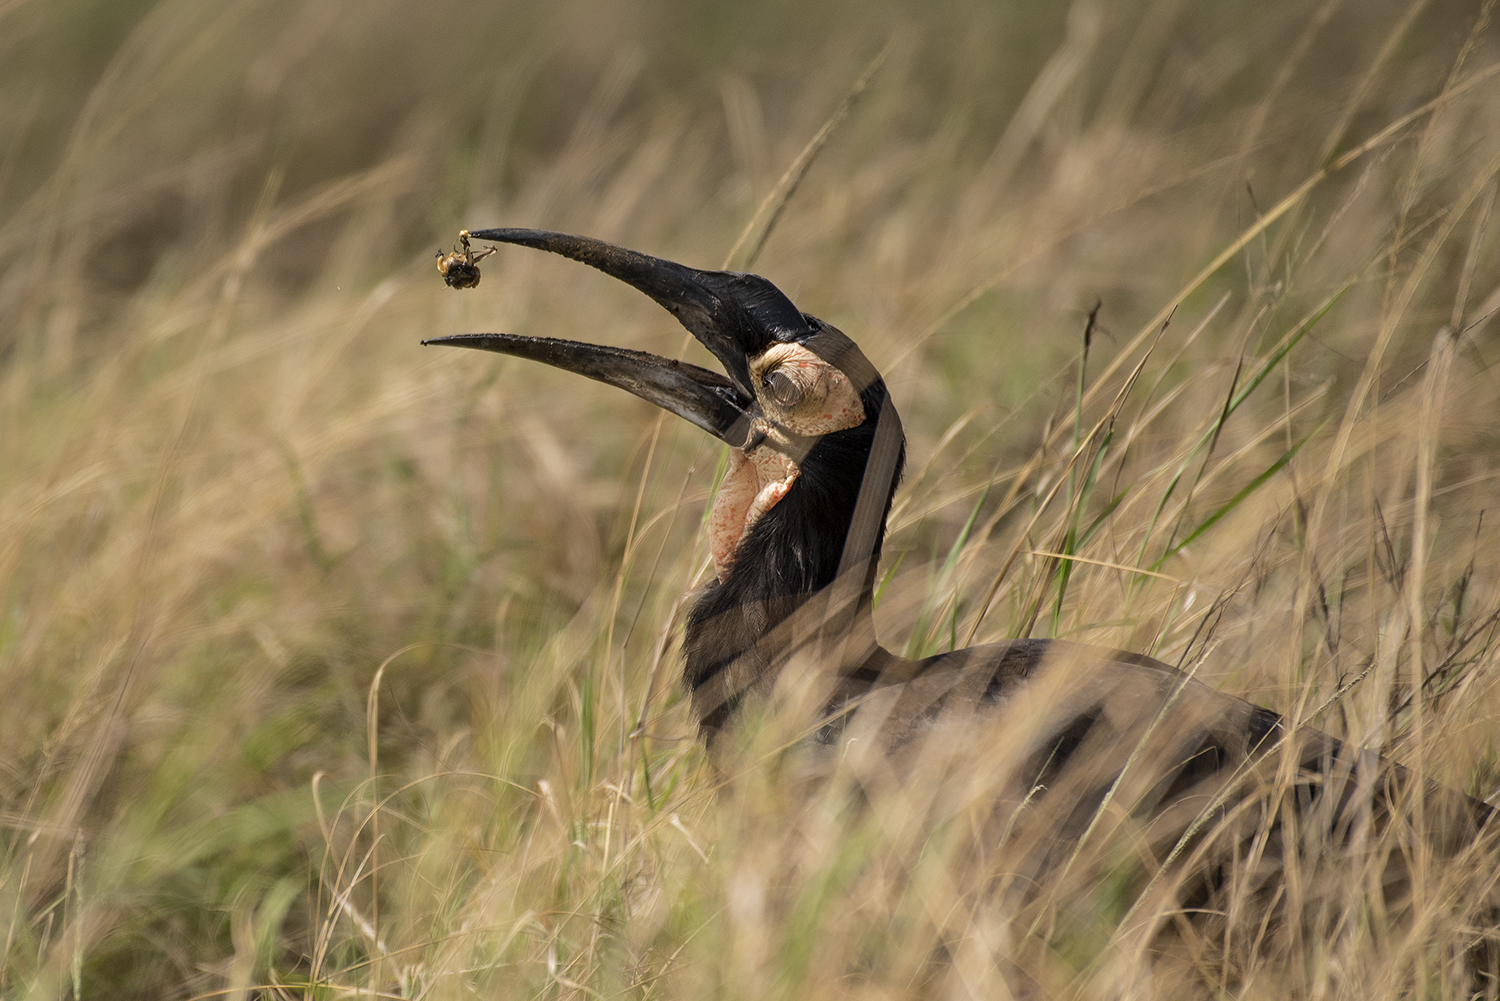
[707, 345, 863, 579]
[753, 344, 864, 436]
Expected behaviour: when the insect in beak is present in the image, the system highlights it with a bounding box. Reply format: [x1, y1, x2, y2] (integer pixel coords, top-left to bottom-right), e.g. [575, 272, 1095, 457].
[435, 229, 497, 289]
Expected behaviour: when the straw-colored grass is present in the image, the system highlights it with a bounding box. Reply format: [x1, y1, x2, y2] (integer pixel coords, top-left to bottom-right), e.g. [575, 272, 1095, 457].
[5, 0, 1500, 997]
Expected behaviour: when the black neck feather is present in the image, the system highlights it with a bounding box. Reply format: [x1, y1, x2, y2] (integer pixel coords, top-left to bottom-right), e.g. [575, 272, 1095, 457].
[682, 392, 904, 731]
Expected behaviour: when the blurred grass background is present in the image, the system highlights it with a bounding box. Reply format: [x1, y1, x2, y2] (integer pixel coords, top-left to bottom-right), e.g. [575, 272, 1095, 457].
[5, 0, 1500, 997]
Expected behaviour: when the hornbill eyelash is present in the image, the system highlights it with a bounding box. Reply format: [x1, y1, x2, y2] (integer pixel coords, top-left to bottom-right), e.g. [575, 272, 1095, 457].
[764, 369, 803, 408]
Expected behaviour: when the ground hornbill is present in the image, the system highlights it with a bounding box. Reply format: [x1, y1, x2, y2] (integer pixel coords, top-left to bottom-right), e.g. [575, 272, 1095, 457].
[426, 229, 1495, 976]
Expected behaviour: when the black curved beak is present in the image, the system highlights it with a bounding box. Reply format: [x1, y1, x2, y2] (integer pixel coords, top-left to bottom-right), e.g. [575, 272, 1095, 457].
[423, 228, 825, 448]
[421, 332, 756, 448]
[459, 228, 812, 399]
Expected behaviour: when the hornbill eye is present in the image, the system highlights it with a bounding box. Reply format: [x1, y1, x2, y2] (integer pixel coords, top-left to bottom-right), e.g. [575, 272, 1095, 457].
[764, 369, 804, 408]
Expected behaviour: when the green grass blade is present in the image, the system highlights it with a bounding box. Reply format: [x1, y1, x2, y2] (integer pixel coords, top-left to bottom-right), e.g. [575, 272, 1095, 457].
[1152, 427, 1318, 569]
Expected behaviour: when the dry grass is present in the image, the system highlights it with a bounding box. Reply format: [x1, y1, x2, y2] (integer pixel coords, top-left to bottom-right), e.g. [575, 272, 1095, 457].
[5, 0, 1500, 997]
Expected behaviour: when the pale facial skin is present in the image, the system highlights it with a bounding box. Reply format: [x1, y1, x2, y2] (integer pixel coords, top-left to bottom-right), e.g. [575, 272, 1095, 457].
[708, 343, 866, 578]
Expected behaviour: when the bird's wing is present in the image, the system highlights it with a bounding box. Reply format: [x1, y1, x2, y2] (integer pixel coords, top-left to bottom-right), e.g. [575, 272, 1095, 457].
[830, 638, 1488, 854]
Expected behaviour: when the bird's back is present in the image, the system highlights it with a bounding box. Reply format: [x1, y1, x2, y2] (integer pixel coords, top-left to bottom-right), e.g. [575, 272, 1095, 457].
[815, 638, 1488, 842]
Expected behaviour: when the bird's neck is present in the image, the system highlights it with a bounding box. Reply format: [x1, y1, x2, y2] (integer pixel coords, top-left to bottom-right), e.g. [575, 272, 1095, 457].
[681, 410, 904, 735]
[682, 550, 882, 735]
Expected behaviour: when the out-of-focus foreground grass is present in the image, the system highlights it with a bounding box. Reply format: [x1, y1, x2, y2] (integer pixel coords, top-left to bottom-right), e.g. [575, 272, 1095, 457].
[5, 0, 1500, 997]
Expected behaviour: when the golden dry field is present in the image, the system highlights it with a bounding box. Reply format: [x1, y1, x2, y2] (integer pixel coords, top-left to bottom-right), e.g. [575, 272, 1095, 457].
[5, 0, 1500, 997]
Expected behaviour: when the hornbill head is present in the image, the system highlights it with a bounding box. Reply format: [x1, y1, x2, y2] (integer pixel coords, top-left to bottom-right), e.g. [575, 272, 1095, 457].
[425, 229, 905, 728]
[424, 229, 904, 584]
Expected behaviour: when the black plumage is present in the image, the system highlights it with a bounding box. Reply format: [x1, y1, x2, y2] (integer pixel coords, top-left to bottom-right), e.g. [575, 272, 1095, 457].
[425, 229, 1495, 982]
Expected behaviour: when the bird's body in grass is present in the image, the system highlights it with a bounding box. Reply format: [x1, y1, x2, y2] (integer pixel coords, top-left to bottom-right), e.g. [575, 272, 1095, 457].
[426, 229, 1493, 984]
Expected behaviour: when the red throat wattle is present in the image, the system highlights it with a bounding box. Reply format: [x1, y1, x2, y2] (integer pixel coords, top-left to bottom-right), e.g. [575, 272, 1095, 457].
[708, 442, 799, 579]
